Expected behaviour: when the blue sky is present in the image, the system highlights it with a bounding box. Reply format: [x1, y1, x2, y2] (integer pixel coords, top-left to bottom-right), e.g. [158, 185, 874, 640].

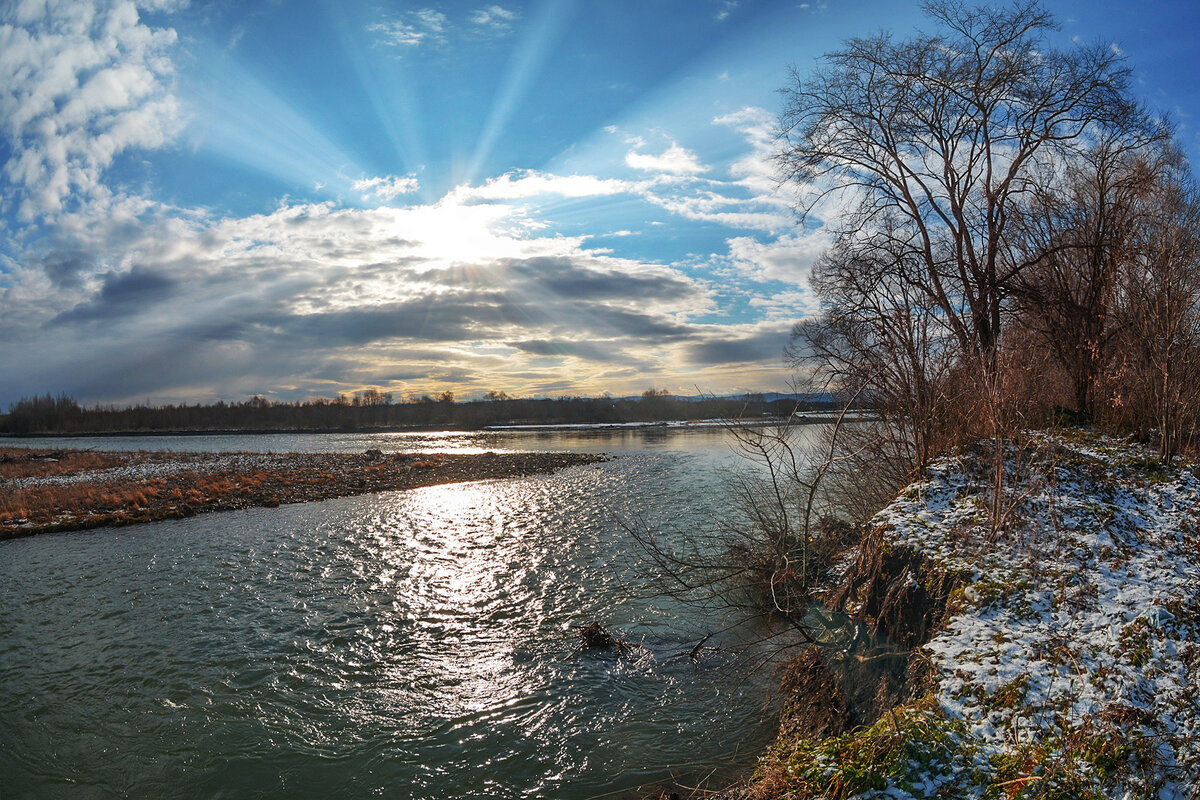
[2, 0, 1199, 406]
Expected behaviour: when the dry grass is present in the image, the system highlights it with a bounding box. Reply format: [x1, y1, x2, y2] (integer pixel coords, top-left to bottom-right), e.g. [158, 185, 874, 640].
[0, 448, 128, 480]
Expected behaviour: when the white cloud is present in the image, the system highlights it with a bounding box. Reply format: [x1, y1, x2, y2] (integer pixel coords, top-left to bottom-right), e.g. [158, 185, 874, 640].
[449, 170, 634, 202]
[725, 233, 829, 284]
[715, 1, 739, 21]
[0, 0, 183, 219]
[612, 106, 805, 234]
[138, 0, 190, 10]
[414, 9, 448, 32]
[647, 197, 790, 232]
[713, 107, 774, 146]
[353, 175, 420, 202]
[625, 142, 708, 176]
[370, 6, 518, 51]
[748, 289, 821, 320]
[368, 9, 448, 49]
[468, 5, 519, 34]
[713, 106, 778, 193]
[0, 191, 761, 403]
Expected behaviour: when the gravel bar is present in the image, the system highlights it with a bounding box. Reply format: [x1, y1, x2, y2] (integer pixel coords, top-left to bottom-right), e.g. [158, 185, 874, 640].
[1, 447, 608, 539]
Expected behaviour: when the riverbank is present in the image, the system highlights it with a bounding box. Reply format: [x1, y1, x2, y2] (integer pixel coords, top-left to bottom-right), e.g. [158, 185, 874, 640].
[738, 430, 1200, 799]
[0, 447, 606, 539]
[0, 416, 847, 439]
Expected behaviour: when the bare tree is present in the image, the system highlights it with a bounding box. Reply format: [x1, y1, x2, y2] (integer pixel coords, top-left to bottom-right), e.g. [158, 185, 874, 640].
[1109, 160, 1200, 463]
[790, 232, 964, 491]
[1010, 131, 1169, 418]
[777, 0, 1135, 379]
[623, 410, 864, 639]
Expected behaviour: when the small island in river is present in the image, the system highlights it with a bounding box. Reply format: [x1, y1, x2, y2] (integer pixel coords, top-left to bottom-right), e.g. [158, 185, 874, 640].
[0, 446, 606, 540]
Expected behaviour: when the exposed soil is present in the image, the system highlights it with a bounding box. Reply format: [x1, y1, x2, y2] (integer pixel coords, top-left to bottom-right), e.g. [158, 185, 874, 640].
[827, 525, 966, 651]
[777, 645, 854, 742]
[0, 447, 607, 539]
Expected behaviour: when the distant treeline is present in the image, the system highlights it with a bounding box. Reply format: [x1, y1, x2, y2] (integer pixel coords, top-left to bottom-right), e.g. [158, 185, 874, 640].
[0, 390, 832, 435]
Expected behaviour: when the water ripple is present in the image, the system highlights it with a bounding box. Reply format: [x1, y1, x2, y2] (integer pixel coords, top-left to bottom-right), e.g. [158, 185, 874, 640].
[1, 440, 787, 799]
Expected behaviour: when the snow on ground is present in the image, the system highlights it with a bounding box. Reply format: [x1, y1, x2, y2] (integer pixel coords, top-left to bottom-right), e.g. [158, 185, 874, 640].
[872, 431, 1200, 798]
[4, 452, 315, 489]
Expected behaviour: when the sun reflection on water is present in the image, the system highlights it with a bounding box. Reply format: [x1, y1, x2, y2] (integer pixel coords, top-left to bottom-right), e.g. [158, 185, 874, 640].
[0, 438, 790, 798]
[361, 480, 550, 728]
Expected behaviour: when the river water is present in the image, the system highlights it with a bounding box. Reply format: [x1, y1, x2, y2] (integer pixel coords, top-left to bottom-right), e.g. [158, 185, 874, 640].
[0, 427, 830, 799]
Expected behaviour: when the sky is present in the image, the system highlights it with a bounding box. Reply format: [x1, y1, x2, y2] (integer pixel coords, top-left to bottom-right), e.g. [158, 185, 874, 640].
[2, 0, 1200, 407]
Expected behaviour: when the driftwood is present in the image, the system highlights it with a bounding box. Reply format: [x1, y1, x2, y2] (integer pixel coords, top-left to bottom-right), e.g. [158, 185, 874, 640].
[578, 621, 636, 657]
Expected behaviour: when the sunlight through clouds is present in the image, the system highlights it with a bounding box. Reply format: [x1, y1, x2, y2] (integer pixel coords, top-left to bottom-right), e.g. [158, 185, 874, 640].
[182, 40, 367, 199]
[0, 0, 828, 404]
[464, 1, 572, 184]
[5, 0, 1182, 405]
[318, 0, 429, 191]
[0, 185, 760, 402]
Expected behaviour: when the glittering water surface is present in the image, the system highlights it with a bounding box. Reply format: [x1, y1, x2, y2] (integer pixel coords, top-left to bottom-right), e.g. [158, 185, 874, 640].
[0, 425, 750, 456]
[0, 429, 816, 799]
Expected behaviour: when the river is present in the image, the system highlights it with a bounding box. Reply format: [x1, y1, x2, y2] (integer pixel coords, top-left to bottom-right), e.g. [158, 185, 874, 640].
[1, 427, 841, 798]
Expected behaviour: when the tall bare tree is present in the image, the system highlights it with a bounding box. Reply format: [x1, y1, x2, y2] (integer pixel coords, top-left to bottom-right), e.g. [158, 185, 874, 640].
[778, 0, 1136, 376]
[790, 233, 962, 494]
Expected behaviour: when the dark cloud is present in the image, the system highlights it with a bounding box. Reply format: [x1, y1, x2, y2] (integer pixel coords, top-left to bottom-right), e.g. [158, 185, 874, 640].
[506, 338, 637, 364]
[54, 266, 179, 324]
[179, 319, 255, 342]
[420, 256, 701, 303]
[257, 294, 510, 346]
[503, 257, 698, 301]
[38, 248, 98, 288]
[309, 245, 426, 264]
[579, 306, 694, 340]
[242, 282, 697, 350]
[684, 326, 791, 365]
